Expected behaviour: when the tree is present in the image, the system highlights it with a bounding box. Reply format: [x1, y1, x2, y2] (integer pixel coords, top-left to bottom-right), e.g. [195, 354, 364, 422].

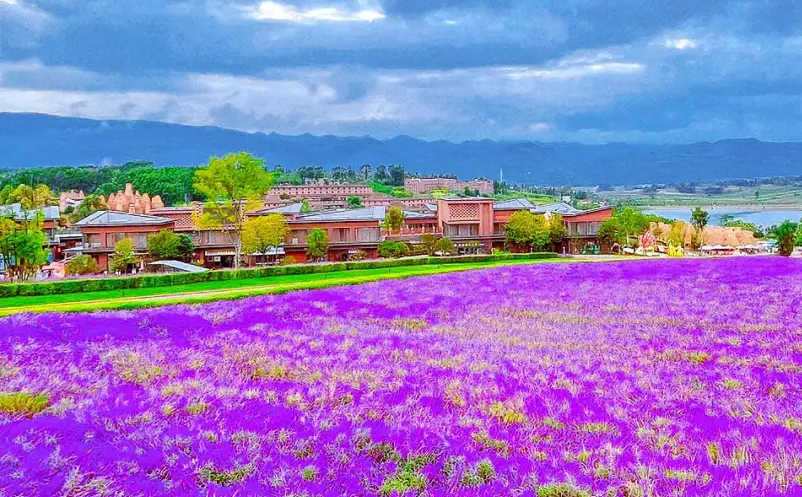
[242, 214, 289, 256]
[148, 229, 195, 261]
[65, 254, 99, 276]
[616, 207, 651, 246]
[420, 233, 441, 255]
[691, 207, 709, 248]
[360, 163, 372, 180]
[547, 214, 567, 250]
[68, 194, 106, 223]
[0, 185, 14, 204]
[668, 221, 689, 247]
[306, 228, 329, 262]
[109, 238, 137, 274]
[10, 184, 55, 210]
[434, 237, 455, 255]
[348, 196, 363, 208]
[0, 218, 48, 282]
[775, 221, 798, 256]
[505, 211, 549, 251]
[598, 218, 625, 246]
[193, 152, 274, 269]
[378, 240, 410, 258]
[382, 206, 406, 231]
[301, 199, 311, 213]
[375, 165, 388, 183]
[388, 165, 406, 186]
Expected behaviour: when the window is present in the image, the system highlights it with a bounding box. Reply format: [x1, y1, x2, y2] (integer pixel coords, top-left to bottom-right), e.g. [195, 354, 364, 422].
[132, 233, 148, 249]
[357, 227, 380, 242]
[105, 232, 125, 247]
[333, 228, 351, 243]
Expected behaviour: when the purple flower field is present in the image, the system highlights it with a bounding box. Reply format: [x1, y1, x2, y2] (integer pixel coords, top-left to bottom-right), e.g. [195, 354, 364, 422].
[2, 258, 802, 496]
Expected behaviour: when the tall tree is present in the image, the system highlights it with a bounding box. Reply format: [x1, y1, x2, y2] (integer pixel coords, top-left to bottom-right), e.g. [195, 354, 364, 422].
[775, 221, 798, 256]
[375, 165, 388, 183]
[148, 229, 195, 261]
[306, 228, 329, 262]
[11, 184, 56, 210]
[388, 165, 406, 186]
[0, 217, 48, 282]
[382, 206, 406, 231]
[505, 211, 549, 251]
[68, 194, 106, 223]
[193, 152, 273, 269]
[690, 207, 709, 248]
[109, 238, 137, 274]
[360, 163, 372, 181]
[242, 214, 289, 257]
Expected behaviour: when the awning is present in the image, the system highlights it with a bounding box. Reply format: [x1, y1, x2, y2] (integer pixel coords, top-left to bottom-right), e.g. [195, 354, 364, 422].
[205, 250, 235, 257]
[248, 247, 286, 256]
[148, 260, 209, 273]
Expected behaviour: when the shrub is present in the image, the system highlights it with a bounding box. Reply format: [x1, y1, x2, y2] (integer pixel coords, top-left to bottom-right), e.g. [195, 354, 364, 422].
[379, 241, 410, 258]
[347, 250, 367, 261]
[419, 233, 441, 255]
[65, 254, 99, 276]
[0, 252, 559, 297]
[434, 237, 455, 255]
[279, 256, 297, 266]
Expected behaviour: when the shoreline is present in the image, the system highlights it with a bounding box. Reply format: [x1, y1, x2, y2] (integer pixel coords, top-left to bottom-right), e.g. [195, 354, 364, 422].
[641, 204, 802, 211]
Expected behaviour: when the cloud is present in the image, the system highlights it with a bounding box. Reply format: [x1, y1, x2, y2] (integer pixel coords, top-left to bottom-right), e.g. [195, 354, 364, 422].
[662, 38, 698, 50]
[247, 1, 385, 23]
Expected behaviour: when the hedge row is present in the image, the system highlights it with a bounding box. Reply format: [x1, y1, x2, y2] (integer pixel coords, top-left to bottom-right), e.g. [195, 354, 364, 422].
[0, 252, 558, 298]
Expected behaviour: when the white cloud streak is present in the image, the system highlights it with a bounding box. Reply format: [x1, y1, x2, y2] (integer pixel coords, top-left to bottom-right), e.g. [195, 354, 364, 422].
[249, 1, 385, 23]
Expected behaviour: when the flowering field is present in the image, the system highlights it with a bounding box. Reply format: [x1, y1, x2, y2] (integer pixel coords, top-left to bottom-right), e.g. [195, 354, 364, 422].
[2, 258, 802, 496]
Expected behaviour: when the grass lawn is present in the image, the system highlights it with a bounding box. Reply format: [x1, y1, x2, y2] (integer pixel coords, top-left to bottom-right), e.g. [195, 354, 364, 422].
[0, 257, 591, 316]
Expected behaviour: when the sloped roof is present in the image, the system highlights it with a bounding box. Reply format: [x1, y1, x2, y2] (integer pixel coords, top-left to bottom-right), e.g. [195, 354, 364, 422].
[494, 198, 536, 210]
[254, 202, 303, 215]
[74, 210, 173, 227]
[0, 203, 60, 221]
[530, 202, 582, 215]
[293, 206, 434, 223]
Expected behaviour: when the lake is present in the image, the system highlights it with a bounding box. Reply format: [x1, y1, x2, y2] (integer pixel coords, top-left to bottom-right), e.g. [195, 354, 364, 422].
[644, 208, 802, 227]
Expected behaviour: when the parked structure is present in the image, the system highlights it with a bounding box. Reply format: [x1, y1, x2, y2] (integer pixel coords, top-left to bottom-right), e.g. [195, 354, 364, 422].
[404, 177, 494, 195]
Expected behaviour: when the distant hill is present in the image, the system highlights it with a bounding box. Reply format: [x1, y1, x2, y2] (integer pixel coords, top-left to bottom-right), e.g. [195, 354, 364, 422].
[2, 113, 801, 185]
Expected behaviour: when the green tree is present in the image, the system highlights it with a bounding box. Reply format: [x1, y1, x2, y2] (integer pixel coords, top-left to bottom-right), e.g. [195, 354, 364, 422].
[300, 199, 311, 213]
[382, 206, 406, 231]
[0, 218, 48, 282]
[306, 228, 329, 262]
[378, 240, 410, 258]
[598, 218, 625, 246]
[616, 207, 651, 247]
[419, 233, 441, 255]
[193, 152, 274, 269]
[68, 194, 107, 223]
[148, 229, 194, 260]
[242, 214, 289, 256]
[434, 237, 455, 255]
[348, 196, 363, 208]
[0, 185, 14, 204]
[668, 221, 689, 247]
[547, 214, 567, 250]
[505, 211, 549, 251]
[109, 238, 137, 274]
[775, 221, 798, 256]
[10, 184, 56, 210]
[691, 207, 709, 248]
[388, 165, 406, 186]
[65, 254, 99, 276]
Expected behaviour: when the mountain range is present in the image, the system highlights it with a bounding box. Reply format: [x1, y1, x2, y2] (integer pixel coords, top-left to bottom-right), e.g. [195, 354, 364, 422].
[2, 113, 801, 186]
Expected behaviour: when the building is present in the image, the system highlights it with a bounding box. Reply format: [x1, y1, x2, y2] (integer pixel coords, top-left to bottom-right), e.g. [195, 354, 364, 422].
[104, 183, 165, 214]
[70, 211, 174, 271]
[59, 190, 85, 211]
[267, 184, 373, 200]
[276, 206, 438, 263]
[404, 177, 494, 195]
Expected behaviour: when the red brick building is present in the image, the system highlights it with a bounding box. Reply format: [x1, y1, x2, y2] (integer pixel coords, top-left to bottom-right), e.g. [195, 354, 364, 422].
[405, 177, 494, 195]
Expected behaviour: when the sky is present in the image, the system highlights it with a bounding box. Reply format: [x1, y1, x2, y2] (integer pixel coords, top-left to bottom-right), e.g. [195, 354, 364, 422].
[1, 0, 801, 143]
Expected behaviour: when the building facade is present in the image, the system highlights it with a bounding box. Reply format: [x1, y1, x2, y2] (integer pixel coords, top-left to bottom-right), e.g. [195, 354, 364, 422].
[404, 177, 494, 195]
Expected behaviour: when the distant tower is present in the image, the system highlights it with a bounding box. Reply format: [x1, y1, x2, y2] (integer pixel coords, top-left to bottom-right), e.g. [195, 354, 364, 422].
[499, 168, 503, 184]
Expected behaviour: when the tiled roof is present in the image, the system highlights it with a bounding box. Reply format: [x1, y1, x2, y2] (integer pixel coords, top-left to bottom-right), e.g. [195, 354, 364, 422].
[0, 203, 60, 221]
[73, 210, 173, 227]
